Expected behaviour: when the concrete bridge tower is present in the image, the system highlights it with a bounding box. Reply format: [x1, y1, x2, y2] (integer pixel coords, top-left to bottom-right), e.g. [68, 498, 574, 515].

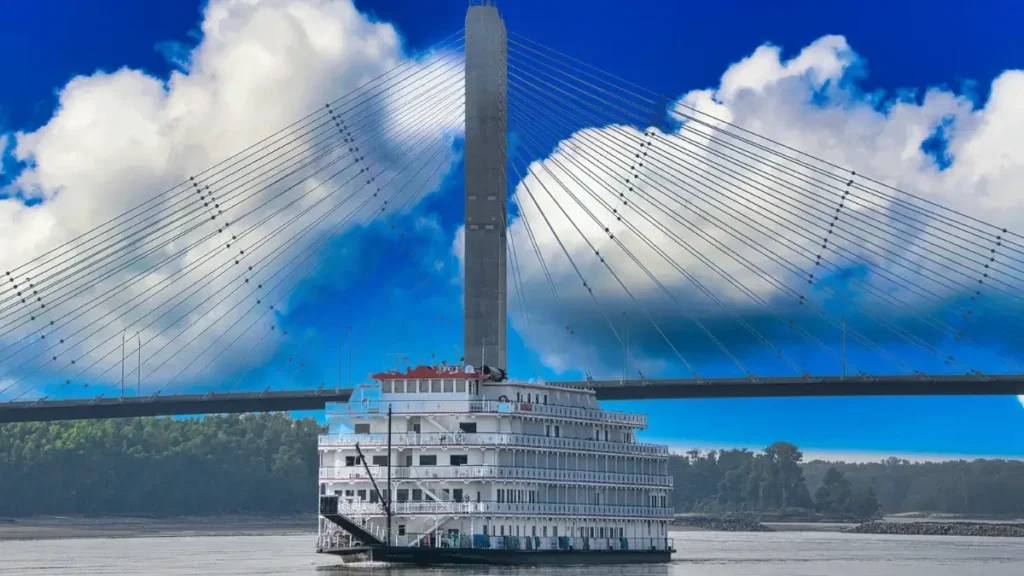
[463, 1, 508, 370]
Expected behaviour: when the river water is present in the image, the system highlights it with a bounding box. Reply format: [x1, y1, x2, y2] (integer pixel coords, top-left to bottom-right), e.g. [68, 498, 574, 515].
[2, 531, 1023, 575]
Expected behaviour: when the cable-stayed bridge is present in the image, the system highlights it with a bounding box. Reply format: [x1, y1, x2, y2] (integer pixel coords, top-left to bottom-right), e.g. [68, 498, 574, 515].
[3, 2, 1024, 423]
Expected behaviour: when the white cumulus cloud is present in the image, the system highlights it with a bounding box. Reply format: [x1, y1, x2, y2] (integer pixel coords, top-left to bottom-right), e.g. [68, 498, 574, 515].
[0, 0, 463, 399]
[483, 35, 1024, 378]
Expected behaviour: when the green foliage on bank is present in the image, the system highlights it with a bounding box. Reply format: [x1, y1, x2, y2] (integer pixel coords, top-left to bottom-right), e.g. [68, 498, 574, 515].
[672, 443, 1024, 518]
[0, 414, 323, 517]
[3, 418, 1023, 519]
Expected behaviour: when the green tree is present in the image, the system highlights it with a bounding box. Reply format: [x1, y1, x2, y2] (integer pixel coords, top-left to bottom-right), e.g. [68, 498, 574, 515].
[0, 414, 324, 517]
[814, 466, 853, 514]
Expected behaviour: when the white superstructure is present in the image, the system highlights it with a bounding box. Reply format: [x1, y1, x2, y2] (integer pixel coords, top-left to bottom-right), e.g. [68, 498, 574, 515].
[317, 364, 672, 553]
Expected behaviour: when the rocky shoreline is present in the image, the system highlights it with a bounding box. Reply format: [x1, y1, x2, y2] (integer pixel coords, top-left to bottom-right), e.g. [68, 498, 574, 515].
[851, 521, 1024, 538]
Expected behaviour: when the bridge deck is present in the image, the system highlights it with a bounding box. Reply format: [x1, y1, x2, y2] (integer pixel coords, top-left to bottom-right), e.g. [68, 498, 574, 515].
[1, 375, 1022, 423]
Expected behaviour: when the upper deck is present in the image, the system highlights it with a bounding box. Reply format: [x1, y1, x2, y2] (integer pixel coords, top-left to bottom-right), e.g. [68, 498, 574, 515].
[327, 364, 647, 428]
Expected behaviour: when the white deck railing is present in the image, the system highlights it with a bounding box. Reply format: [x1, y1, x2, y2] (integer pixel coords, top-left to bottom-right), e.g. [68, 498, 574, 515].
[318, 432, 668, 456]
[335, 499, 672, 519]
[329, 399, 646, 428]
[320, 465, 672, 487]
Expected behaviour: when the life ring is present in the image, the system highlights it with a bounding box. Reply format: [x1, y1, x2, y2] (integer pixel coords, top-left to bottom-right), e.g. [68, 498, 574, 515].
[498, 395, 509, 402]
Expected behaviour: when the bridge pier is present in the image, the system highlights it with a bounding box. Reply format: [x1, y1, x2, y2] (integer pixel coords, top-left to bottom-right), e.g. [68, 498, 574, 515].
[463, 0, 508, 370]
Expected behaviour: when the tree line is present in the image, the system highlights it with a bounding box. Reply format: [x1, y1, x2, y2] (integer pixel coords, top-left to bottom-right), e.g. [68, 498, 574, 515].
[3, 418, 1024, 518]
[0, 414, 322, 517]
[671, 443, 1024, 518]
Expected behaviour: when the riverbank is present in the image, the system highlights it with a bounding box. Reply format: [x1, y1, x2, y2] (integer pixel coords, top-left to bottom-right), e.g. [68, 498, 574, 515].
[852, 521, 1024, 538]
[0, 515, 313, 541]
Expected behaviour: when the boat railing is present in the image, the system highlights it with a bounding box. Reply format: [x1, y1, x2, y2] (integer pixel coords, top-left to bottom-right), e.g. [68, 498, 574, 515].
[320, 465, 673, 487]
[393, 533, 673, 552]
[330, 399, 646, 427]
[331, 500, 673, 518]
[318, 432, 669, 456]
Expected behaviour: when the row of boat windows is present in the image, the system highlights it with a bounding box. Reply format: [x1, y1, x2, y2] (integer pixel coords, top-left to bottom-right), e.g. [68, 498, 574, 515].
[380, 379, 553, 406]
[343, 454, 469, 467]
[476, 525, 652, 538]
[381, 380, 479, 394]
[397, 523, 659, 538]
[352, 422, 480, 434]
[333, 488, 480, 503]
[330, 488, 666, 509]
[350, 422, 632, 444]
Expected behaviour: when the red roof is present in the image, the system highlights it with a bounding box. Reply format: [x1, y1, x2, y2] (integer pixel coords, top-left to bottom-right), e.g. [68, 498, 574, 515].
[370, 364, 473, 381]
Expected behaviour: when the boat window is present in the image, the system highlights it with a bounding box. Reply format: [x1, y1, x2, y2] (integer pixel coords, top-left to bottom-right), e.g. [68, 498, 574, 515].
[370, 491, 378, 503]
[354, 423, 370, 434]
[459, 422, 477, 433]
[396, 380, 406, 393]
[443, 379, 454, 392]
[453, 489, 463, 501]
[396, 489, 409, 502]
[450, 454, 468, 466]
[381, 381, 392, 393]
[412, 489, 422, 501]
[431, 379, 442, 393]
[456, 379, 466, 393]
[419, 455, 437, 466]
[372, 455, 388, 466]
[543, 394, 547, 405]
[398, 524, 406, 536]
[357, 489, 366, 501]
[418, 379, 429, 393]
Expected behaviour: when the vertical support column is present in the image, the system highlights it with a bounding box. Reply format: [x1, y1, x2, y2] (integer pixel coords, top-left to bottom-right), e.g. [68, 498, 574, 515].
[464, 1, 508, 370]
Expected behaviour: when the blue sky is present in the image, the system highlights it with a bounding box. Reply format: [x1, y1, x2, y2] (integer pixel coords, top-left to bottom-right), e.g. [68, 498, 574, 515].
[2, 0, 1024, 459]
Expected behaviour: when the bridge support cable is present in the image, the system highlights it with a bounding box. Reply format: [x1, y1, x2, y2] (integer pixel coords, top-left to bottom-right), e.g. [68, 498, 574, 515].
[495, 132, 575, 381]
[222, 128, 466, 396]
[505, 37, 1024, 365]
[86, 102, 463, 398]
[0, 51, 468, 361]
[503, 67, 966, 377]
[507, 38, 1024, 309]
[506, 95, 802, 380]
[507, 90, 831, 379]
[14, 87, 464, 400]
[508, 76, 1016, 378]
[163, 104, 464, 396]
[504, 45, 1017, 377]
[504, 148, 657, 380]
[2, 73, 465, 400]
[501, 196, 542, 380]
[0, 32, 467, 325]
[504, 124, 706, 381]
[0, 64, 466, 396]
[505, 70, 981, 378]
[493, 122, 595, 380]
[508, 31, 1024, 260]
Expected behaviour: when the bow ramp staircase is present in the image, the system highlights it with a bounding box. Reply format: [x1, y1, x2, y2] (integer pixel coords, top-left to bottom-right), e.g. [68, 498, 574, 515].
[319, 495, 385, 546]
